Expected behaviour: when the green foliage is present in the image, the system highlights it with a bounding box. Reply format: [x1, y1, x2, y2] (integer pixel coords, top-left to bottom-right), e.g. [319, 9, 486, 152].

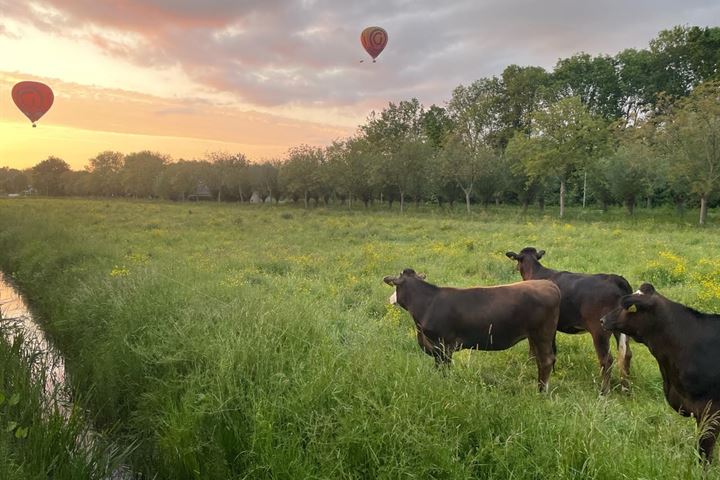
[0, 199, 719, 478]
[120, 150, 168, 198]
[552, 53, 623, 119]
[0, 325, 126, 479]
[31, 156, 71, 196]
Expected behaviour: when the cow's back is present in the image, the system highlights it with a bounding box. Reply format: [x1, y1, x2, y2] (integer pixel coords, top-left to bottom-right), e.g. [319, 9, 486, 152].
[421, 280, 559, 350]
[549, 271, 630, 332]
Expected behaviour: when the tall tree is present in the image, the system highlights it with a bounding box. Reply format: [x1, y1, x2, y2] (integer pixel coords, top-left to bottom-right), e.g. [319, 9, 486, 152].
[439, 134, 490, 213]
[511, 96, 608, 217]
[249, 160, 281, 203]
[280, 145, 323, 208]
[447, 78, 505, 151]
[389, 138, 432, 212]
[206, 152, 249, 202]
[361, 99, 428, 210]
[649, 26, 720, 99]
[422, 105, 453, 151]
[86, 151, 124, 196]
[0, 168, 29, 194]
[659, 81, 720, 225]
[498, 65, 551, 147]
[552, 53, 623, 119]
[120, 151, 168, 198]
[31, 156, 71, 196]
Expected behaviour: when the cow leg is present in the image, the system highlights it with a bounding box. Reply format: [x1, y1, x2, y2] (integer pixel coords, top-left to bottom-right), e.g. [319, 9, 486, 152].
[416, 330, 452, 367]
[531, 337, 555, 393]
[528, 339, 537, 360]
[589, 327, 613, 394]
[697, 417, 719, 463]
[614, 332, 632, 391]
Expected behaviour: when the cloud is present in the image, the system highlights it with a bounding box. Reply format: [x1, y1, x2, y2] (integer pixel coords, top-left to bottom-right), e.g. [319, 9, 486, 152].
[0, 71, 352, 151]
[2, 0, 719, 112]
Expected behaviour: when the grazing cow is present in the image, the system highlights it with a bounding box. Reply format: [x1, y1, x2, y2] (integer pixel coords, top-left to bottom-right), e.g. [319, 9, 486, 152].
[601, 283, 720, 462]
[383, 269, 560, 392]
[505, 247, 633, 393]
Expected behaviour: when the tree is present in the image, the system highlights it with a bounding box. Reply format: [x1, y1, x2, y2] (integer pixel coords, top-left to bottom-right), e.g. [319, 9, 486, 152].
[249, 160, 281, 203]
[615, 48, 656, 126]
[280, 145, 323, 208]
[513, 96, 608, 217]
[31, 156, 71, 196]
[659, 81, 720, 225]
[0, 168, 29, 194]
[439, 134, 489, 213]
[86, 151, 124, 196]
[447, 78, 505, 152]
[381, 138, 432, 213]
[422, 105, 453, 151]
[361, 99, 429, 210]
[498, 64, 551, 148]
[120, 151, 168, 198]
[552, 53, 623, 119]
[649, 26, 720, 99]
[325, 138, 376, 208]
[206, 152, 249, 202]
[156, 160, 210, 201]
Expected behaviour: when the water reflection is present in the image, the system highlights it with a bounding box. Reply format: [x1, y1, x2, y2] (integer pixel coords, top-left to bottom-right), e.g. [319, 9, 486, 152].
[0, 272, 69, 411]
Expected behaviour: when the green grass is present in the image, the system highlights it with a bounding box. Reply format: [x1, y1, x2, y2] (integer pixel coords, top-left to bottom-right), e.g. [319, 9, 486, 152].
[0, 323, 128, 479]
[0, 197, 719, 479]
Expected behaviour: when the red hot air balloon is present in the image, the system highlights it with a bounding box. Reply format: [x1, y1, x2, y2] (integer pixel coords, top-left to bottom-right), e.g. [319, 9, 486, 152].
[361, 26, 388, 62]
[12, 81, 54, 127]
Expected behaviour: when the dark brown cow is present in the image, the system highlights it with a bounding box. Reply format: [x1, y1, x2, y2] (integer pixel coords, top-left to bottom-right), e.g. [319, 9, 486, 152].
[383, 269, 560, 392]
[601, 283, 720, 462]
[505, 247, 633, 393]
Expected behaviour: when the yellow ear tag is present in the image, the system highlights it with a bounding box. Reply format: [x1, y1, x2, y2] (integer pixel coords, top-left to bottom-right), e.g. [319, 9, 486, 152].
[627, 304, 637, 313]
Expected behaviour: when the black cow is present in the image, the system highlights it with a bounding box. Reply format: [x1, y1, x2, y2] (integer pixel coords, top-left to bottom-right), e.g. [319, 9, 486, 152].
[383, 269, 560, 392]
[505, 247, 633, 393]
[601, 283, 720, 462]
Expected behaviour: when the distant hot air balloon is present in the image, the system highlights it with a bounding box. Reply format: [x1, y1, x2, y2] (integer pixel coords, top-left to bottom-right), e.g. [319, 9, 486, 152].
[361, 26, 388, 62]
[12, 81, 54, 127]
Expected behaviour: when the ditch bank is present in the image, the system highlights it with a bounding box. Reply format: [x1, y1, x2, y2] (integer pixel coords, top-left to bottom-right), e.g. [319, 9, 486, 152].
[0, 272, 133, 480]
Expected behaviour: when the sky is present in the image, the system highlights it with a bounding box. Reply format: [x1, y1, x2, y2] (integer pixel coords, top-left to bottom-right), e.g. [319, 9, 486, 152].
[1, 1, 719, 169]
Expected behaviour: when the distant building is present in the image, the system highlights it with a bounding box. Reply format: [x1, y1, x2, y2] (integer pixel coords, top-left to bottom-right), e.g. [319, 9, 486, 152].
[188, 182, 212, 201]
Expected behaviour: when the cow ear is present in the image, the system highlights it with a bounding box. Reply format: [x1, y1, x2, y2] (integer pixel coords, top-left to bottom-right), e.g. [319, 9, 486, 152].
[621, 294, 652, 312]
[537, 250, 545, 259]
[506, 251, 519, 260]
[638, 283, 656, 295]
[417, 272, 427, 280]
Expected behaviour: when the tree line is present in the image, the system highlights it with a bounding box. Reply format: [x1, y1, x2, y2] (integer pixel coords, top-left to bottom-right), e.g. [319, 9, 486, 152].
[2, 26, 719, 224]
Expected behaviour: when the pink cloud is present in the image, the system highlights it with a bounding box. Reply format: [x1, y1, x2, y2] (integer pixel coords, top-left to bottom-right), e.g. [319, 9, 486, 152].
[2, 0, 718, 110]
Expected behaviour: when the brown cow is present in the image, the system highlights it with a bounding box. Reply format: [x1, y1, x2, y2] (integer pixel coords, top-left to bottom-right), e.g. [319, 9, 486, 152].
[506, 247, 633, 393]
[383, 269, 560, 392]
[601, 283, 720, 462]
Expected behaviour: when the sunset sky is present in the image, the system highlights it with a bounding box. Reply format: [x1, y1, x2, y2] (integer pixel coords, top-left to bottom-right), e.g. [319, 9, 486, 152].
[1, 1, 718, 170]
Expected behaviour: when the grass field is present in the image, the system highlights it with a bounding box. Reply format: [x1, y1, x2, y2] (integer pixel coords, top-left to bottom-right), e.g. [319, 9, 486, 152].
[1, 198, 719, 479]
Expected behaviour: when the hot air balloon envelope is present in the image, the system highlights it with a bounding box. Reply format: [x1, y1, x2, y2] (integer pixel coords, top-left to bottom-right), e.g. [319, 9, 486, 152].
[12, 81, 54, 127]
[361, 27, 388, 62]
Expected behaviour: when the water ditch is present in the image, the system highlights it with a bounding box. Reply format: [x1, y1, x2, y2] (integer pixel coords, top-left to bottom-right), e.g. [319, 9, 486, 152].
[0, 272, 135, 479]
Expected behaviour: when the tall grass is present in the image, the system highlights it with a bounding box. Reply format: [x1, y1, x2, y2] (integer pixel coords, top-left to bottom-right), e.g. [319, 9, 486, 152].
[0, 198, 718, 478]
[0, 323, 127, 479]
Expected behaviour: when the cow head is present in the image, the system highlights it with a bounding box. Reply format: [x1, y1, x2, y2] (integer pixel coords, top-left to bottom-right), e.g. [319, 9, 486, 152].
[383, 268, 426, 308]
[600, 283, 658, 342]
[505, 247, 545, 280]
